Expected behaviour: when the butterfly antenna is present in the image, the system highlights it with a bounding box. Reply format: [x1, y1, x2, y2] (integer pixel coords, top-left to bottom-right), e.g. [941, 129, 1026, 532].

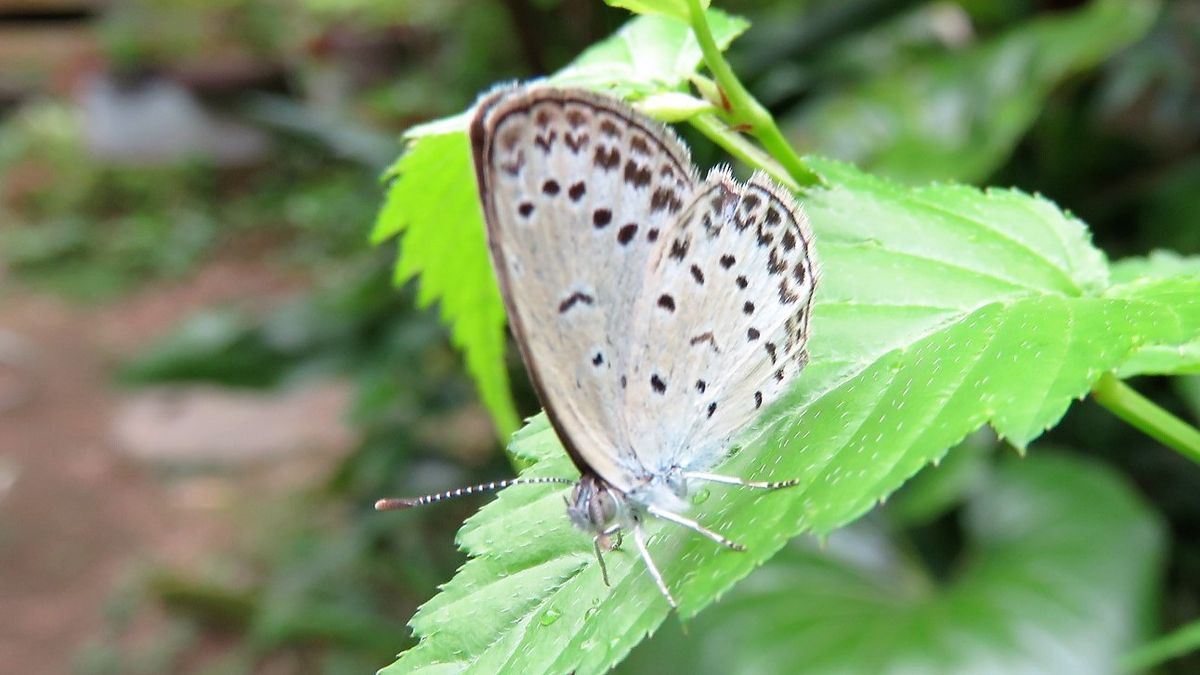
[375, 477, 574, 511]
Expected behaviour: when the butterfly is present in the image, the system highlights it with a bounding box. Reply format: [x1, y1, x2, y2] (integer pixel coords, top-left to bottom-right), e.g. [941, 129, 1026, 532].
[378, 85, 819, 608]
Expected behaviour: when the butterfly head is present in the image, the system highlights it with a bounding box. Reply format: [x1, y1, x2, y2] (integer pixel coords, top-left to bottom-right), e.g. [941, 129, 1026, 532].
[567, 473, 622, 543]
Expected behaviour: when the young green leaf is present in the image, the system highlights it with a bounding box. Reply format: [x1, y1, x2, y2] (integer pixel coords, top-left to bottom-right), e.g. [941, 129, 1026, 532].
[605, 0, 708, 23]
[788, 0, 1158, 183]
[380, 158, 1200, 674]
[372, 133, 519, 437]
[551, 9, 746, 96]
[374, 9, 748, 438]
[624, 453, 1164, 674]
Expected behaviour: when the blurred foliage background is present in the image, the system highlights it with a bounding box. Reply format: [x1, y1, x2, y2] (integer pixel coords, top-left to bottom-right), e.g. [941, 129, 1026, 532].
[0, 0, 1197, 673]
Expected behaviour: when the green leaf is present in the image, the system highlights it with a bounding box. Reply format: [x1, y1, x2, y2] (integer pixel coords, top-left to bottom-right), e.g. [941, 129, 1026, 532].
[374, 10, 748, 437]
[551, 9, 746, 97]
[788, 0, 1159, 183]
[624, 453, 1164, 674]
[382, 158, 1200, 674]
[1108, 254, 1200, 376]
[372, 133, 519, 438]
[604, 0, 707, 23]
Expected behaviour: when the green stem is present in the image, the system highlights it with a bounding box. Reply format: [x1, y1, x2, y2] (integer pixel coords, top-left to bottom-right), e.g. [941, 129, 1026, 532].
[1092, 372, 1200, 466]
[685, 0, 819, 188]
[1119, 618, 1200, 673]
[689, 114, 799, 192]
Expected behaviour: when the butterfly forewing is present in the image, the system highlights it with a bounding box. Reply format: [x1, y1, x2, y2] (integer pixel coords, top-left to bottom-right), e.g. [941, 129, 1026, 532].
[622, 169, 818, 475]
[471, 87, 699, 491]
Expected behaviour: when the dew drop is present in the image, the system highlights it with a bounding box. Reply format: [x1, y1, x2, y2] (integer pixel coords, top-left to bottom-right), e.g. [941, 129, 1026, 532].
[540, 606, 563, 626]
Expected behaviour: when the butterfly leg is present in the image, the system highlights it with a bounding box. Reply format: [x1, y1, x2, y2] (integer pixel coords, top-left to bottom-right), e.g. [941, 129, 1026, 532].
[683, 470, 800, 490]
[592, 523, 623, 587]
[646, 504, 747, 551]
[633, 520, 677, 609]
[592, 535, 612, 587]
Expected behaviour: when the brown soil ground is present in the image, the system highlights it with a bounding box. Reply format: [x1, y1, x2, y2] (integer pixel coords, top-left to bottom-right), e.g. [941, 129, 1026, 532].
[0, 256, 319, 673]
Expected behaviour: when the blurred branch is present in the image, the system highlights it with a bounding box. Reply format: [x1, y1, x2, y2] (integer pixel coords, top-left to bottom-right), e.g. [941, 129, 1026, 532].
[501, 0, 547, 74]
[239, 94, 397, 170]
[1120, 617, 1200, 673]
[1092, 372, 1200, 466]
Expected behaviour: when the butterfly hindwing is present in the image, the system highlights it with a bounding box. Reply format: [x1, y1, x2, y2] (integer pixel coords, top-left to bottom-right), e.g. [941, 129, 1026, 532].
[622, 168, 818, 475]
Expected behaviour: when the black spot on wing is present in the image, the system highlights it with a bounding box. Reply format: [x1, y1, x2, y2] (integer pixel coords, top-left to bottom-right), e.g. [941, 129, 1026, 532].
[779, 279, 800, 304]
[651, 187, 682, 213]
[669, 238, 689, 260]
[558, 292, 594, 313]
[624, 161, 652, 188]
[618, 223, 639, 245]
[782, 230, 796, 251]
[793, 260, 807, 284]
[690, 332, 719, 353]
[569, 181, 586, 201]
[564, 131, 589, 153]
[594, 146, 620, 171]
[593, 209, 612, 228]
[651, 374, 667, 394]
[657, 294, 676, 312]
[534, 130, 557, 152]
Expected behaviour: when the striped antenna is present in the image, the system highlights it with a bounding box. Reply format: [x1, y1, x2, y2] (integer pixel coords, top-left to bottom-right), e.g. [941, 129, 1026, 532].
[375, 477, 574, 511]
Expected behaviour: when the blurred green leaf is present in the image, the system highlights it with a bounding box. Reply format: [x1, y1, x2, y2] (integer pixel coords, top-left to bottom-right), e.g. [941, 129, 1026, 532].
[788, 0, 1160, 184]
[382, 158, 1200, 674]
[625, 452, 1163, 674]
[604, 0, 706, 23]
[885, 431, 990, 528]
[375, 9, 748, 438]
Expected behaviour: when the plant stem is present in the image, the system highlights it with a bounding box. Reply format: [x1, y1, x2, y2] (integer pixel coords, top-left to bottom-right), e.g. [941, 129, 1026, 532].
[1119, 618, 1200, 673]
[1092, 372, 1200, 466]
[689, 114, 799, 192]
[685, 0, 820, 188]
